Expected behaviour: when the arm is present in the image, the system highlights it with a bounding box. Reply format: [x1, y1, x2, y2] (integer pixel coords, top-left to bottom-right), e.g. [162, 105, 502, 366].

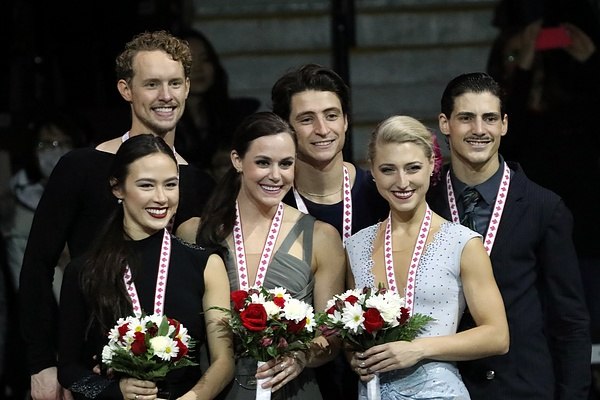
[257, 220, 346, 392]
[355, 237, 509, 377]
[20, 153, 86, 399]
[308, 220, 346, 365]
[181, 253, 234, 400]
[57, 263, 123, 399]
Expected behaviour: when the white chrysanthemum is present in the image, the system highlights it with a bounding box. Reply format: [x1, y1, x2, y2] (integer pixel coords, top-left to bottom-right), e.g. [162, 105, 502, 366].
[327, 309, 343, 324]
[262, 300, 282, 318]
[269, 287, 292, 301]
[283, 298, 312, 322]
[149, 336, 179, 361]
[341, 302, 365, 334]
[124, 316, 147, 339]
[365, 291, 404, 325]
[340, 288, 364, 302]
[249, 292, 268, 305]
[304, 308, 317, 332]
[176, 326, 190, 345]
[107, 326, 122, 342]
[101, 344, 114, 364]
[146, 314, 164, 327]
[325, 297, 337, 310]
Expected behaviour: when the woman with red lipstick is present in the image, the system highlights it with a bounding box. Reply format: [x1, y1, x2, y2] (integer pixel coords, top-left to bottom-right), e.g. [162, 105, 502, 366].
[57, 134, 234, 400]
[190, 112, 346, 399]
[344, 116, 508, 399]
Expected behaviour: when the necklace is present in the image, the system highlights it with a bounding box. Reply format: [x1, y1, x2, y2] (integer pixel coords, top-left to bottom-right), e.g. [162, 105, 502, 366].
[383, 205, 432, 315]
[233, 201, 284, 290]
[293, 165, 353, 243]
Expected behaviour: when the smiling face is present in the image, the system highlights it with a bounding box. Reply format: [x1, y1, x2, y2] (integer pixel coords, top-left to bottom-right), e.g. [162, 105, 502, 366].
[118, 50, 190, 136]
[113, 153, 179, 240]
[232, 132, 296, 210]
[289, 90, 348, 167]
[371, 141, 434, 214]
[439, 91, 508, 172]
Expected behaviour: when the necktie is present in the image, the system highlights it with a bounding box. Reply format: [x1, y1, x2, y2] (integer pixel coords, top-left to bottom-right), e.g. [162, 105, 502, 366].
[460, 187, 480, 232]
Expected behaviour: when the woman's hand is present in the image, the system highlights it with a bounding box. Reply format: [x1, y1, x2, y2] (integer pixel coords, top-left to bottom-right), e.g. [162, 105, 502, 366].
[351, 340, 425, 380]
[119, 378, 158, 400]
[255, 351, 307, 392]
[350, 351, 376, 383]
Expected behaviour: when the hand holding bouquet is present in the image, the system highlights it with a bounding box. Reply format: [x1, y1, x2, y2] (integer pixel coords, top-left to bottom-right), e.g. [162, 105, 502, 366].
[101, 314, 197, 381]
[317, 286, 434, 351]
[213, 286, 317, 400]
[317, 286, 434, 400]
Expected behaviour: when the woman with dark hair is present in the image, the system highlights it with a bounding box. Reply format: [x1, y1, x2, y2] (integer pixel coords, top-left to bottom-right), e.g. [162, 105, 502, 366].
[57, 134, 234, 400]
[180, 112, 346, 399]
[175, 29, 260, 179]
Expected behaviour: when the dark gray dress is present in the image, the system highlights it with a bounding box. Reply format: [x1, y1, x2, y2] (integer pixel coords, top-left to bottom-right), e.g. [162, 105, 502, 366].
[220, 213, 323, 400]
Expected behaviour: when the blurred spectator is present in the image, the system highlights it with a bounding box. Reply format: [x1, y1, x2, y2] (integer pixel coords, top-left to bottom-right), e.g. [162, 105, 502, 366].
[487, 1, 600, 397]
[0, 112, 85, 399]
[487, 2, 600, 261]
[175, 29, 260, 181]
[0, 112, 87, 294]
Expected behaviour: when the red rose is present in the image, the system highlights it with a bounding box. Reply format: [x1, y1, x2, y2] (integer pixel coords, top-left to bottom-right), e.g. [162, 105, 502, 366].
[277, 336, 288, 349]
[240, 303, 268, 331]
[118, 322, 129, 338]
[231, 290, 248, 311]
[146, 324, 158, 337]
[272, 296, 285, 308]
[286, 318, 307, 334]
[345, 295, 359, 305]
[363, 308, 384, 334]
[167, 318, 181, 336]
[173, 338, 188, 361]
[130, 331, 147, 355]
[398, 307, 410, 325]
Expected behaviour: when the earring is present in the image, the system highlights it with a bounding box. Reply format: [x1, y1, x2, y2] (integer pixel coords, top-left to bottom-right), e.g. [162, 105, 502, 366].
[117, 198, 123, 204]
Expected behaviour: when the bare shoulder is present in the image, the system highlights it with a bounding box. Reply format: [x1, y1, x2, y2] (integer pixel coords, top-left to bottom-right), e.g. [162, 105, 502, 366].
[95, 137, 122, 154]
[313, 220, 344, 253]
[175, 217, 201, 243]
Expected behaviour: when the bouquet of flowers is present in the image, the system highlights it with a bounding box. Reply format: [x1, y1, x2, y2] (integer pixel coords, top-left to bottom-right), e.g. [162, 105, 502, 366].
[217, 286, 317, 362]
[101, 314, 197, 381]
[317, 286, 434, 400]
[317, 286, 434, 351]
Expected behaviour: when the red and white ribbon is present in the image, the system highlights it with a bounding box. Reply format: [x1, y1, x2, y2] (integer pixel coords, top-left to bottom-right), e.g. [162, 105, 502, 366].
[123, 229, 172, 317]
[233, 202, 284, 290]
[446, 163, 511, 254]
[383, 205, 432, 315]
[292, 165, 352, 244]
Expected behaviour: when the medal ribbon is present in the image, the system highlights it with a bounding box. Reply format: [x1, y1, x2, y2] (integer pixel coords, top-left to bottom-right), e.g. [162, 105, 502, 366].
[123, 229, 172, 317]
[292, 165, 352, 244]
[383, 205, 432, 316]
[446, 163, 510, 254]
[234, 202, 284, 290]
